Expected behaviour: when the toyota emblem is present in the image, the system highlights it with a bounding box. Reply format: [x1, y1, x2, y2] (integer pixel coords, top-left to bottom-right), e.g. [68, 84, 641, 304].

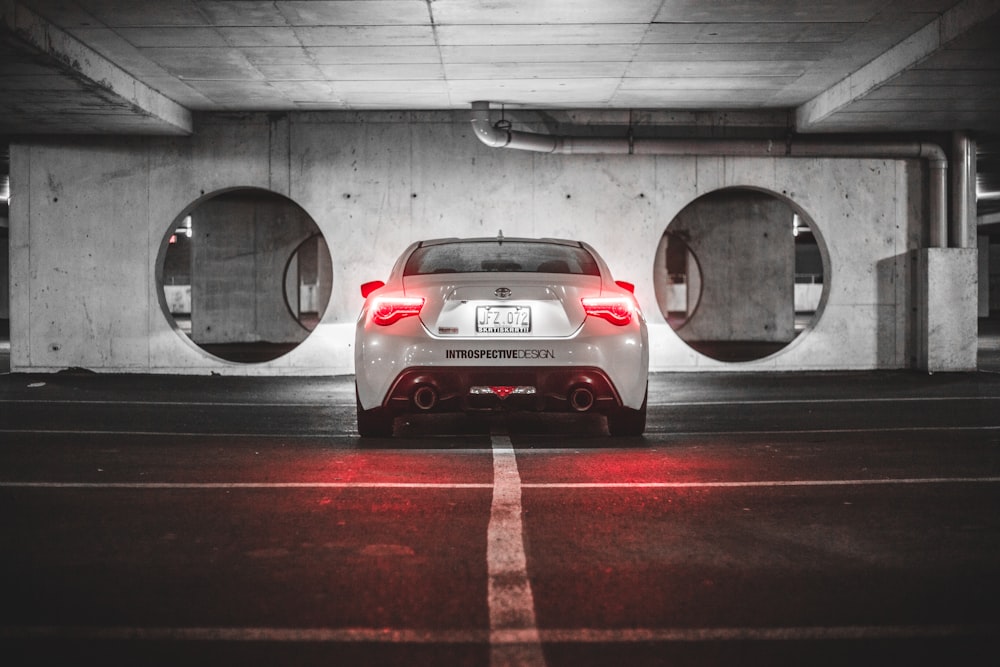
[495, 287, 512, 299]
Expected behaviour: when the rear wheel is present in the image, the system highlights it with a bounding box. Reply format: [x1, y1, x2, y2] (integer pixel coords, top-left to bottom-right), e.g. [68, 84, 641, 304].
[356, 387, 394, 437]
[607, 386, 647, 436]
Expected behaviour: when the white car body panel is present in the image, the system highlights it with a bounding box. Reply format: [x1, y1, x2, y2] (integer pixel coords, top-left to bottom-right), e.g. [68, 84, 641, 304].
[354, 237, 649, 433]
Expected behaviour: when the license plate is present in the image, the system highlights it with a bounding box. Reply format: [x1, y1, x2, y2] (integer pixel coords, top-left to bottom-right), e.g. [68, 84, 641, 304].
[476, 305, 531, 334]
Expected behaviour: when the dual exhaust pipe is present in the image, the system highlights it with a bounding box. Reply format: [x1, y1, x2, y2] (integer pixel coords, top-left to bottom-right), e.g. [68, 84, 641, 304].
[412, 383, 595, 412]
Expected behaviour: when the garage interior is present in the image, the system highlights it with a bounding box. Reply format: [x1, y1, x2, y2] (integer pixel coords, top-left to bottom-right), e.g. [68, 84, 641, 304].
[3, 5, 1000, 664]
[1, 0, 999, 375]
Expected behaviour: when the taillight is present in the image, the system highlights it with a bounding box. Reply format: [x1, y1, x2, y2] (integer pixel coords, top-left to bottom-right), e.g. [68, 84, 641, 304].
[370, 296, 424, 326]
[581, 296, 633, 326]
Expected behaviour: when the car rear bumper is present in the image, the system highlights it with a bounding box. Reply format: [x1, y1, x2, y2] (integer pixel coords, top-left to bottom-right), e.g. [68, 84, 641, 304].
[380, 366, 622, 414]
[355, 316, 649, 411]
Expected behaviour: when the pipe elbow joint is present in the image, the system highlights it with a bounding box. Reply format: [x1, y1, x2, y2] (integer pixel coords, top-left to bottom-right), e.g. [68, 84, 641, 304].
[918, 142, 948, 169]
[470, 101, 511, 148]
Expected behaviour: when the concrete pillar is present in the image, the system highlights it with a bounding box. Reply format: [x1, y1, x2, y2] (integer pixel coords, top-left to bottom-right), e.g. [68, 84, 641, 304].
[1, 210, 8, 326]
[670, 190, 795, 344]
[991, 243, 1000, 313]
[316, 235, 332, 320]
[191, 191, 316, 346]
[916, 248, 977, 372]
[980, 235, 990, 318]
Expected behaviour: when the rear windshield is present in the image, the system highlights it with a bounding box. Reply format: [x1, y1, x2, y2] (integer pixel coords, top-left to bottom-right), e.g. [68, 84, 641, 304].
[404, 241, 601, 277]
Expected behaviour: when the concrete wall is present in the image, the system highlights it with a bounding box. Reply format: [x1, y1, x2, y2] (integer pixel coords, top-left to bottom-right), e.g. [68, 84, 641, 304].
[9, 111, 942, 374]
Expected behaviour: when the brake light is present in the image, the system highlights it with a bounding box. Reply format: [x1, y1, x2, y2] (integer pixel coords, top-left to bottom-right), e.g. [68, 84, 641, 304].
[581, 296, 633, 326]
[370, 296, 424, 326]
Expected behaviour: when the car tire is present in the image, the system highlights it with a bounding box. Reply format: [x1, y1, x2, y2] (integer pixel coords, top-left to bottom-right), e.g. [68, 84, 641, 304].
[607, 386, 647, 437]
[356, 387, 394, 437]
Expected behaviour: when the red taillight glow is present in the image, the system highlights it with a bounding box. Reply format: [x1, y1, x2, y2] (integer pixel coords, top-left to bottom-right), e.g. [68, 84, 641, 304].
[370, 296, 424, 326]
[581, 296, 633, 326]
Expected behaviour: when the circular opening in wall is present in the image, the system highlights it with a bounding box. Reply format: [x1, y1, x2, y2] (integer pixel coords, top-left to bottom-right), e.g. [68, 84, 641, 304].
[654, 187, 828, 363]
[283, 233, 332, 332]
[158, 188, 332, 363]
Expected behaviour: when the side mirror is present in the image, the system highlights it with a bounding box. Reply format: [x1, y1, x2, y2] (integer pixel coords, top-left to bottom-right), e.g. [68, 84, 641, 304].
[360, 280, 385, 299]
[615, 280, 635, 294]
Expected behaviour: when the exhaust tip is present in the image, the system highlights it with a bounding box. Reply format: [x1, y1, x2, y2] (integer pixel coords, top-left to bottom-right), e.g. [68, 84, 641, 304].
[412, 385, 438, 411]
[569, 386, 595, 412]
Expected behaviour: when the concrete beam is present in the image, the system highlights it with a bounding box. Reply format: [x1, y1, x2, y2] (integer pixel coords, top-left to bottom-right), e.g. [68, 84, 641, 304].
[796, 0, 1000, 131]
[0, 0, 191, 135]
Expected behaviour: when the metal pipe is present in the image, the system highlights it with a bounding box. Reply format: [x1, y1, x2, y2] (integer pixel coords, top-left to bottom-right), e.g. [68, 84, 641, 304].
[470, 101, 950, 248]
[951, 132, 974, 249]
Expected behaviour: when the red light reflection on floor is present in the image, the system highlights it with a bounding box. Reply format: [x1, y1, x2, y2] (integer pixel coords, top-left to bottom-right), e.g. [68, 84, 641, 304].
[516, 446, 745, 485]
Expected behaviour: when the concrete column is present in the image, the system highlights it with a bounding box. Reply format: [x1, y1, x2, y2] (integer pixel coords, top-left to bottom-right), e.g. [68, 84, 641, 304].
[0, 210, 8, 326]
[980, 235, 990, 318]
[671, 190, 795, 345]
[916, 248, 978, 372]
[191, 191, 315, 346]
[990, 243, 1000, 313]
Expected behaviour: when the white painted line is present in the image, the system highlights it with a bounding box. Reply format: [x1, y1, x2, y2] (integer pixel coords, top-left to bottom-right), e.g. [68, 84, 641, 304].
[653, 396, 1000, 407]
[2, 477, 998, 491]
[5, 425, 1000, 439]
[0, 626, 487, 643]
[4, 394, 998, 408]
[521, 477, 1000, 489]
[0, 399, 336, 407]
[0, 481, 493, 489]
[538, 624, 997, 642]
[0, 429, 351, 438]
[488, 434, 546, 667]
[0, 623, 992, 644]
[644, 425, 1000, 436]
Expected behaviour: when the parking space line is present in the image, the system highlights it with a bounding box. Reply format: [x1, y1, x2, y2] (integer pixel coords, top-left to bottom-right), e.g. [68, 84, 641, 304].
[655, 396, 1000, 407]
[4, 395, 998, 408]
[0, 429, 354, 438]
[0, 399, 336, 407]
[2, 477, 998, 491]
[488, 434, 546, 667]
[5, 425, 1000, 439]
[0, 481, 492, 489]
[1, 623, 991, 644]
[645, 425, 1000, 436]
[520, 477, 1000, 489]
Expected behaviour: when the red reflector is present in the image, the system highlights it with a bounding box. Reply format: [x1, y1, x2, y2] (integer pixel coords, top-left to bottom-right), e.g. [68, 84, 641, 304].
[370, 296, 424, 326]
[581, 296, 633, 326]
[490, 386, 516, 399]
[615, 280, 635, 294]
[360, 280, 385, 299]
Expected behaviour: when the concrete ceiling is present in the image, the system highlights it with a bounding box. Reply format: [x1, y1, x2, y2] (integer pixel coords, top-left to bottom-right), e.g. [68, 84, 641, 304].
[2, 0, 1000, 212]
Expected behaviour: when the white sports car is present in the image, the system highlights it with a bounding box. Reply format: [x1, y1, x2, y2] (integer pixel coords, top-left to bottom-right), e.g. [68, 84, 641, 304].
[354, 234, 649, 437]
